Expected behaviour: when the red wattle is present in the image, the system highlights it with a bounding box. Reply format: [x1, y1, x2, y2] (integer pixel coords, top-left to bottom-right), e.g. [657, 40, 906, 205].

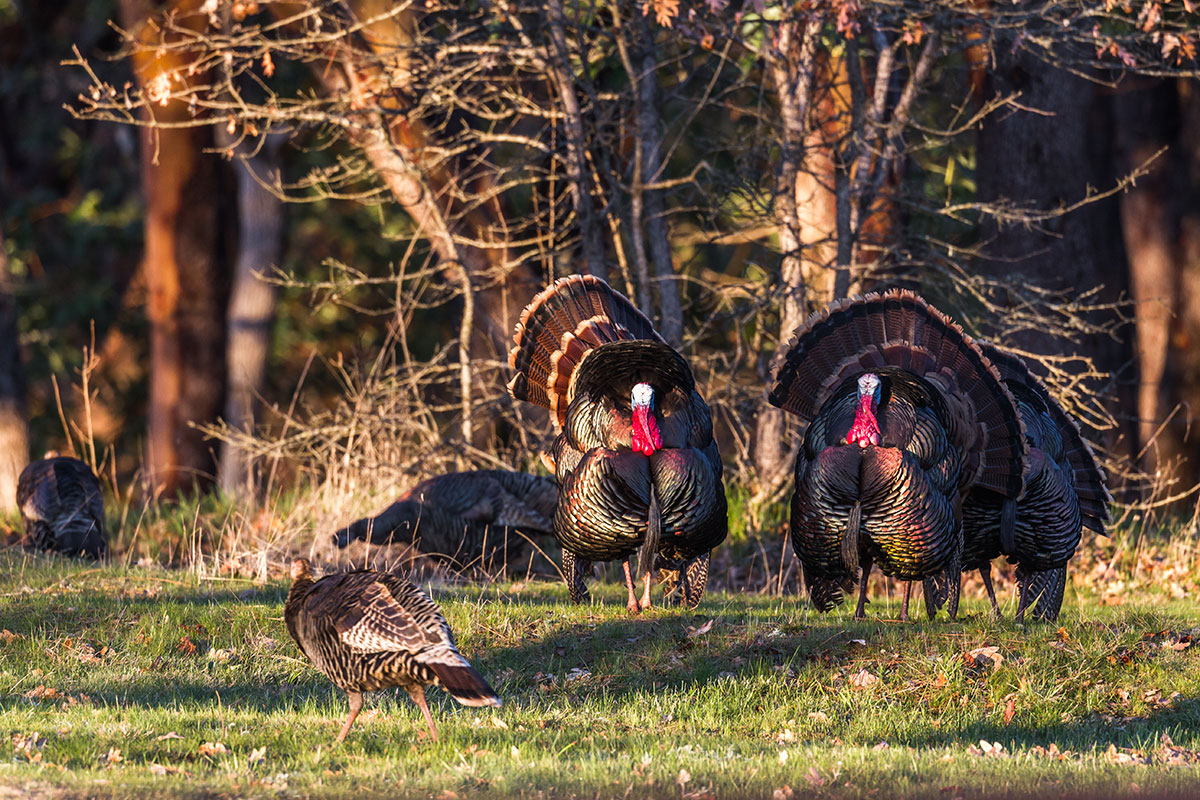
[632, 406, 661, 456]
[846, 394, 881, 448]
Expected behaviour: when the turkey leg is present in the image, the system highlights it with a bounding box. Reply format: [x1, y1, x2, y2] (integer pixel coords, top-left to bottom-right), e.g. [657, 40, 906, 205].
[407, 686, 440, 742]
[639, 570, 652, 611]
[900, 581, 912, 622]
[336, 691, 364, 743]
[979, 567, 1001, 619]
[853, 555, 873, 620]
[622, 559, 640, 615]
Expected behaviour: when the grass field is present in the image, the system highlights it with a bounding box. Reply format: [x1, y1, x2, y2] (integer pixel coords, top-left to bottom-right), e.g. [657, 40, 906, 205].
[2, 548, 1199, 799]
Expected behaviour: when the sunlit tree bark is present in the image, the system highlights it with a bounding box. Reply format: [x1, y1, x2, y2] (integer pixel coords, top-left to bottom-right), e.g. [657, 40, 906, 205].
[0, 230, 29, 512]
[119, 0, 228, 495]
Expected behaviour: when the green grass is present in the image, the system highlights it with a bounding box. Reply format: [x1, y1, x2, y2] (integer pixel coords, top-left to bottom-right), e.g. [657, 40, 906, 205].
[2, 550, 1200, 799]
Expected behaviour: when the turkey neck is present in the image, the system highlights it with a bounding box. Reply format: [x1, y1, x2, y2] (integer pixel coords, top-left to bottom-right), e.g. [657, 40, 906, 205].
[285, 576, 315, 625]
[846, 392, 881, 448]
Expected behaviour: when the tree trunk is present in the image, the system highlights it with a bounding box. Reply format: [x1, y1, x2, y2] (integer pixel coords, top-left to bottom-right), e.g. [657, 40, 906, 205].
[121, 0, 228, 495]
[219, 140, 283, 496]
[0, 230, 29, 512]
[1116, 78, 1200, 490]
[754, 16, 832, 488]
[632, 14, 682, 347]
[1114, 80, 1176, 473]
[306, 0, 544, 358]
[1172, 79, 1200, 491]
[975, 53, 1136, 460]
[546, 0, 607, 281]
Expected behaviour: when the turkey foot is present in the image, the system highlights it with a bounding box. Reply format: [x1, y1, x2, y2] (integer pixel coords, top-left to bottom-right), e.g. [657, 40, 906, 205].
[979, 567, 1001, 619]
[336, 691, 364, 743]
[853, 557, 873, 620]
[638, 570, 653, 611]
[622, 560, 641, 615]
[408, 686, 440, 743]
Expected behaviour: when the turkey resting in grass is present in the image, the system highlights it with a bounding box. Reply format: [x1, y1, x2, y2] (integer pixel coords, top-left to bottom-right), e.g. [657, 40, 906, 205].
[331, 470, 558, 573]
[938, 342, 1110, 622]
[17, 455, 107, 559]
[507, 274, 727, 612]
[285, 558, 501, 743]
[768, 291, 1027, 620]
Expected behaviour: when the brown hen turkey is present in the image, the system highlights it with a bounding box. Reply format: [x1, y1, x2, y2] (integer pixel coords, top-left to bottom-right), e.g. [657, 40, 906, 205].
[285, 558, 500, 742]
[17, 456, 107, 559]
[939, 342, 1110, 622]
[507, 275, 726, 612]
[332, 470, 557, 573]
[769, 291, 1027, 620]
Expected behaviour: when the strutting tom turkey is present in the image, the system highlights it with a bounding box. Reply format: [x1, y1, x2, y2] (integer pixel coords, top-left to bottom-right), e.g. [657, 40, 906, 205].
[285, 559, 501, 742]
[507, 275, 727, 612]
[332, 470, 558, 573]
[17, 456, 107, 559]
[939, 342, 1110, 622]
[769, 291, 1027, 620]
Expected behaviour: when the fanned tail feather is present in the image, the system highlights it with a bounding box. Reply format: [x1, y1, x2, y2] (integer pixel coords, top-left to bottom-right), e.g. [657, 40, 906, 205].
[561, 548, 591, 604]
[768, 290, 1026, 501]
[508, 275, 666, 425]
[841, 501, 862, 575]
[428, 661, 502, 708]
[682, 551, 710, 609]
[1015, 566, 1068, 622]
[977, 342, 1111, 536]
[638, 485, 662, 577]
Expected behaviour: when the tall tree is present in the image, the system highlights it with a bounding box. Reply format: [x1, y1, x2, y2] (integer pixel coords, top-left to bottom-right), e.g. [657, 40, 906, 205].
[975, 52, 1137, 460]
[0, 230, 29, 512]
[219, 140, 283, 496]
[1116, 78, 1200, 487]
[119, 0, 228, 495]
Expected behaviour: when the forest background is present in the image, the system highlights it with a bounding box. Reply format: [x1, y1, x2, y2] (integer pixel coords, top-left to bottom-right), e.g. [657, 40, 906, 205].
[1, 0, 1198, 576]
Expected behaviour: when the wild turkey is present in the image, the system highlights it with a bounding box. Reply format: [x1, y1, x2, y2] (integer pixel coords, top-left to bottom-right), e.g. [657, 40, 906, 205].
[17, 456, 107, 559]
[507, 274, 727, 612]
[944, 342, 1110, 621]
[285, 558, 501, 742]
[332, 470, 557, 572]
[768, 291, 1027, 620]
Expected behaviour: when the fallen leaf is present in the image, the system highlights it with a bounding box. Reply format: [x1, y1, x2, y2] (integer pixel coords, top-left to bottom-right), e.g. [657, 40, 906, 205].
[778, 749, 788, 765]
[177, 637, 198, 656]
[772, 787, 795, 800]
[248, 746, 266, 765]
[491, 717, 509, 730]
[965, 646, 1004, 670]
[808, 711, 830, 723]
[849, 668, 879, 689]
[102, 747, 123, 765]
[197, 741, 228, 757]
[677, 768, 691, 787]
[686, 619, 715, 639]
[25, 685, 64, 702]
[776, 728, 796, 743]
[805, 766, 825, 786]
[0, 629, 22, 643]
[1003, 696, 1016, 726]
[156, 732, 184, 741]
